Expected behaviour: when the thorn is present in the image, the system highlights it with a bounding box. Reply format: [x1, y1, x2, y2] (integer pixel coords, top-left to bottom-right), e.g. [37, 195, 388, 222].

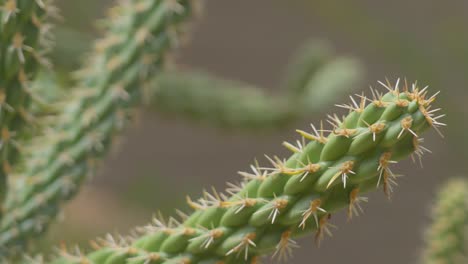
[377, 152, 398, 198]
[360, 121, 386, 141]
[327, 161, 355, 189]
[226, 233, 257, 260]
[295, 162, 321, 182]
[192, 228, 224, 249]
[256, 196, 288, 224]
[272, 230, 299, 262]
[282, 141, 302, 153]
[1, 0, 19, 23]
[315, 214, 336, 246]
[300, 199, 326, 229]
[333, 127, 357, 138]
[398, 116, 417, 139]
[186, 195, 206, 210]
[347, 188, 368, 220]
[261, 155, 297, 175]
[419, 105, 445, 138]
[412, 137, 432, 167]
[296, 123, 327, 144]
[378, 80, 393, 93]
[225, 181, 244, 196]
[238, 161, 269, 181]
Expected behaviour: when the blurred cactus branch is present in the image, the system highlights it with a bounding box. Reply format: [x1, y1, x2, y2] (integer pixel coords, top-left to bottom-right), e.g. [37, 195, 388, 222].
[152, 53, 363, 130]
[152, 70, 297, 129]
[149, 38, 363, 129]
[39, 17, 364, 130]
[282, 39, 333, 96]
[421, 178, 468, 264]
[0, 0, 199, 256]
[0, 0, 55, 218]
[50, 23, 365, 130]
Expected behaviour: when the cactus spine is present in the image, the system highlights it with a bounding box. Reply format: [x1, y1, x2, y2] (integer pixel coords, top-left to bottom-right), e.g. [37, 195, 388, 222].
[0, 0, 198, 255]
[49, 81, 443, 264]
[0, 0, 54, 215]
[422, 178, 468, 264]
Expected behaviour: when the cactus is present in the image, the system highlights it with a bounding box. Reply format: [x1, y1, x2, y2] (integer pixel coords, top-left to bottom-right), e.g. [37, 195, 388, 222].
[282, 40, 333, 96]
[0, 0, 199, 255]
[0, 0, 55, 216]
[49, 25, 364, 130]
[0, 0, 366, 256]
[422, 178, 468, 264]
[0, 1, 453, 262]
[142, 40, 362, 128]
[47, 81, 443, 264]
[47, 20, 364, 130]
[151, 58, 362, 129]
[152, 70, 297, 129]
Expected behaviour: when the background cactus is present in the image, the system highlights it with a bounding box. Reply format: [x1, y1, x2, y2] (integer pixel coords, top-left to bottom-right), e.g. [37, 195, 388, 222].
[0, 0, 55, 216]
[38, 24, 364, 130]
[151, 56, 361, 129]
[421, 178, 468, 264]
[0, 0, 199, 254]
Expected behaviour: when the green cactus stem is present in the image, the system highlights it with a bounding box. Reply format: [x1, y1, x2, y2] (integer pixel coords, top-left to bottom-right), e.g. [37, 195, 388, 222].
[48, 28, 363, 130]
[151, 60, 361, 130]
[152, 70, 296, 129]
[0, 0, 200, 256]
[49, 81, 443, 264]
[422, 178, 468, 264]
[43, 21, 364, 130]
[282, 39, 334, 96]
[0, 0, 55, 216]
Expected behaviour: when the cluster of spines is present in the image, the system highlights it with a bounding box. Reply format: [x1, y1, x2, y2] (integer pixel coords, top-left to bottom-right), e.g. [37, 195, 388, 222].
[47, 80, 443, 264]
[0, 0, 56, 217]
[0, 0, 199, 255]
[422, 178, 468, 264]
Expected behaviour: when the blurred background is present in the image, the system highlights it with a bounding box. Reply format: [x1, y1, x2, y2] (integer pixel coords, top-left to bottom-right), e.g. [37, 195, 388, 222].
[40, 1, 467, 263]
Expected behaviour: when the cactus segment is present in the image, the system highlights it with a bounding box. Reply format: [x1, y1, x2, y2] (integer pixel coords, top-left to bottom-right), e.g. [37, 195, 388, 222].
[152, 71, 296, 129]
[151, 54, 363, 129]
[282, 39, 334, 96]
[48, 80, 443, 263]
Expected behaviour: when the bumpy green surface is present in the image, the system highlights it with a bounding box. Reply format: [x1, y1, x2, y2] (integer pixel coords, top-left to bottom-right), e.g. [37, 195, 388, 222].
[422, 178, 468, 264]
[0, 0, 198, 256]
[0, 0, 54, 215]
[49, 83, 442, 264]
